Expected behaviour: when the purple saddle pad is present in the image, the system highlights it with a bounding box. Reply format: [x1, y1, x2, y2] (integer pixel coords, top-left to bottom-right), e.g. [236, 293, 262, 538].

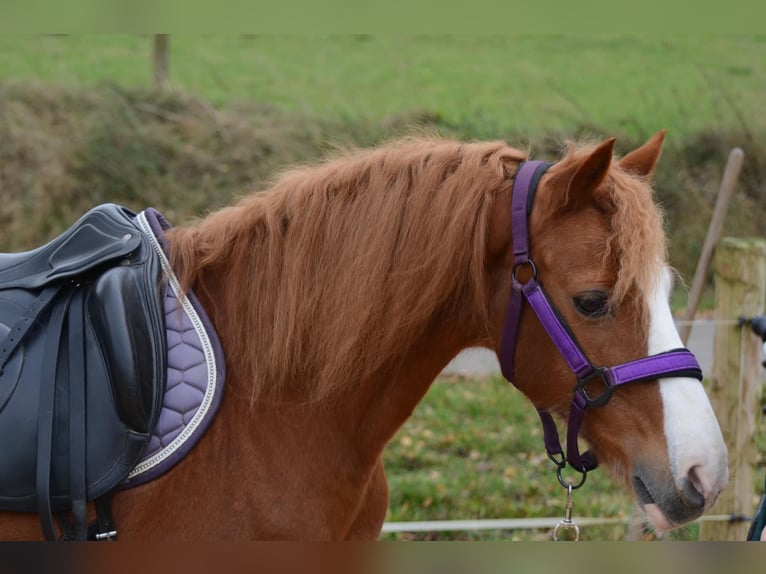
[119, 208, 226, 488]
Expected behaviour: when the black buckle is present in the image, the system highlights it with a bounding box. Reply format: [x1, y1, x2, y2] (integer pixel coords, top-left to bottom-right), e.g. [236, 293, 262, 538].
[575, 367, 615, 408]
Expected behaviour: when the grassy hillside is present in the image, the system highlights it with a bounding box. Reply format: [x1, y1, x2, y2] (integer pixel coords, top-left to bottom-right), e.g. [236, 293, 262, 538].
[1, 81, 764, 283]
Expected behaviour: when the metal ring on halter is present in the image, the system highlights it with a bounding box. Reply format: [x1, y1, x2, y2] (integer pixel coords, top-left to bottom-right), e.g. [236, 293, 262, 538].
[511, 259, 537, 285]
[547, 450, 567, 470]
[556, 464, 587, 490]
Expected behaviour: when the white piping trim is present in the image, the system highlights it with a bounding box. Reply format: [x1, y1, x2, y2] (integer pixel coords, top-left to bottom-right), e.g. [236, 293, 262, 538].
[127, 211, 219, 479]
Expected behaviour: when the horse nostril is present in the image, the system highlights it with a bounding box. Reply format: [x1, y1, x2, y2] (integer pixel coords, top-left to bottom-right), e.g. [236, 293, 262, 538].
[679, 471, 707, 511]
[687, 465, 705, 498]
[685, 464, 726, 508]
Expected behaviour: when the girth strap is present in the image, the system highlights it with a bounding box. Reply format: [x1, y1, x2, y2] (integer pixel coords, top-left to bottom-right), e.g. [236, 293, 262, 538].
[31, 287, 91, 540]
[56, 493, 117, 541]
[35, 289, 73, 541]
[67, 289, 87, 540]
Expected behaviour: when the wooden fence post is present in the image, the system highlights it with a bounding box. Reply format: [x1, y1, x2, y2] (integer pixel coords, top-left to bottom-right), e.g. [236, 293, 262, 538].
[698, 237, 766, 540]
[153, 34, 170, 91]
[678, 147, 744, 345]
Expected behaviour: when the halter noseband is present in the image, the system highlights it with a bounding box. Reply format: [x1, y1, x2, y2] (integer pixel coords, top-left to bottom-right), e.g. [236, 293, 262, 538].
[499, 161, 703, 487]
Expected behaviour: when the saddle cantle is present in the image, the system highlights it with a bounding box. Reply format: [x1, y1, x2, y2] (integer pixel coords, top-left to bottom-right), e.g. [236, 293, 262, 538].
[0, 203, 167, 540]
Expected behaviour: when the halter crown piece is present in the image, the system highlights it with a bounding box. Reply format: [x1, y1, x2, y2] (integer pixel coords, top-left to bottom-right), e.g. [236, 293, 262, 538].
[498, 161, 703, 488]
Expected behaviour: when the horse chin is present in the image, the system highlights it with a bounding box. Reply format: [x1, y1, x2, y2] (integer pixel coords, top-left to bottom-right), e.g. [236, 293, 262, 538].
[631, 472, 706, 531]
[631, 475, 669, 530]
[643, 504, 677, 532]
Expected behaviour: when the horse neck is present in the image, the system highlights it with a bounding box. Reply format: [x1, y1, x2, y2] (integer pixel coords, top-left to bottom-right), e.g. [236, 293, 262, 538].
[193, 259, 474, 460]
[346, 316, 472, 456]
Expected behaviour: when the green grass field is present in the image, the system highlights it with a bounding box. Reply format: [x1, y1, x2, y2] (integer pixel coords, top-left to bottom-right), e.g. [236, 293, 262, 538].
[1, 35, 764, 140]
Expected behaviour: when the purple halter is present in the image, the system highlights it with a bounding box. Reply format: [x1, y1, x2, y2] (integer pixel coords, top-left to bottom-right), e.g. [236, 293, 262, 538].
[499, 161, 703, 486]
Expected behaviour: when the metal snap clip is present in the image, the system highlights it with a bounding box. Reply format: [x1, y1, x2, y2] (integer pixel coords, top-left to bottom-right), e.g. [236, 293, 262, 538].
[553, 481, 580, 541]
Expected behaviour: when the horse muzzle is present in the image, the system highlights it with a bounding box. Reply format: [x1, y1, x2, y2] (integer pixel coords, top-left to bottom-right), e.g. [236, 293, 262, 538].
[632, 460, 728, 529]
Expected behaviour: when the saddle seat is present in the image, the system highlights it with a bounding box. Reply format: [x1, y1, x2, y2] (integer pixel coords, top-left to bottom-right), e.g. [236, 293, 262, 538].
[0, 203, 166, 540]
[0, 208, 143, 290]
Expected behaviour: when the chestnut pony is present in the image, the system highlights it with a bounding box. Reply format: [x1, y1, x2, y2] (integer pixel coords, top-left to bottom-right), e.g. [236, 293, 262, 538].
[0, 131, 727, 540]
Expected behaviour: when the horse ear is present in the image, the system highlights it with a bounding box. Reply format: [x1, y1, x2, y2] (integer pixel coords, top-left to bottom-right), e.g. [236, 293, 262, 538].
[618, 129, 666, 177]
[550, 137, 615, 210]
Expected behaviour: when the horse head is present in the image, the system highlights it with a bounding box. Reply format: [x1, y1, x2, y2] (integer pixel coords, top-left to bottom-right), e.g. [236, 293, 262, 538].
[489, 131, 728, 531]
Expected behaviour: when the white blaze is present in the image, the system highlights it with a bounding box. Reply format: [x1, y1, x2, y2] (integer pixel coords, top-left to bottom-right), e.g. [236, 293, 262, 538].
[647, 267, 728, 504]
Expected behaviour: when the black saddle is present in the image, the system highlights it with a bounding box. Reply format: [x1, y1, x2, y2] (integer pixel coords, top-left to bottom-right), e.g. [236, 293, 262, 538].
[0, 203, 166, 540]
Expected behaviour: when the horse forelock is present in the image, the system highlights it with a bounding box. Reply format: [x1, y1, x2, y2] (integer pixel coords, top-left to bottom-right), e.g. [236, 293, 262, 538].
[561, 141, 667, 308]
[167, 137, 526, 402]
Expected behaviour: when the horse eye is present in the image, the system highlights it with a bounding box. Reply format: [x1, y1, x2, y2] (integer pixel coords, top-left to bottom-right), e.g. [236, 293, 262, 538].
[572, 291, 611, 319]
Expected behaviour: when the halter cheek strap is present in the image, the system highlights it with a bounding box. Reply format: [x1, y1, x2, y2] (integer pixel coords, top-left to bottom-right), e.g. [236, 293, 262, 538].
[498, 161, 703, 479]
[499, 161, 550, 383]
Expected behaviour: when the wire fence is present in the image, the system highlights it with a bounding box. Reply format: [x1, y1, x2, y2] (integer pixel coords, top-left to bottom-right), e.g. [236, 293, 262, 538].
[382, 513, 750, 534]
[673, 318, 741, 326]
